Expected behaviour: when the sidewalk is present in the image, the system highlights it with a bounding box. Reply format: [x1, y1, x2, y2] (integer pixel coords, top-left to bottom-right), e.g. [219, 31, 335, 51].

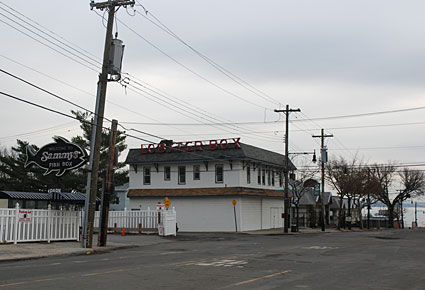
[0, 234, 173, 262]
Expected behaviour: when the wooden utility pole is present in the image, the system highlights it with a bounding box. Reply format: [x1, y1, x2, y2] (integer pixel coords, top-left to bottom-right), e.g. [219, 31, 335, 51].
[274, 105, 300, 233]
[82, 0, 134, 248]
[312, 129, 333, 232]
[98, 119, 118, 247]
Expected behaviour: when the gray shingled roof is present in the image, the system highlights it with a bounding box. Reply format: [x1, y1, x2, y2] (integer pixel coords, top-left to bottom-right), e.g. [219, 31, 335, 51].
[0, 191, 50, 200]
[125, 142, 296, 170]
[0, 191, 99, 202]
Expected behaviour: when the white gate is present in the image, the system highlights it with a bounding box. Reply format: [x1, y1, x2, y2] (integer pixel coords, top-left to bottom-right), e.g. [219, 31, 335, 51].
[0, 204, 79, 244]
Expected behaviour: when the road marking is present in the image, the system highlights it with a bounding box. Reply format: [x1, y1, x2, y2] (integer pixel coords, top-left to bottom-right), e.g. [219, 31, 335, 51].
[81, 269, 125, 277]
[196, 259, 248, 268]
[169, 256, 238, 267]
[219, 270, 292, 289]
[50, 262, 61, 265]
[0, 277, 64, 288]
[72, 260, 86, 263]
[303, 246, 338, 250]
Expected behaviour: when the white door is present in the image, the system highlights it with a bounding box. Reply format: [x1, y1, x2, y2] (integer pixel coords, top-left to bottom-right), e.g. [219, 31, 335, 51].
[270, 207, 283, 228]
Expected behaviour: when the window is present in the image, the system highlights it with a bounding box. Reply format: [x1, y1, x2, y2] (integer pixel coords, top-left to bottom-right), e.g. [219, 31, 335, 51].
[193, 165, 200, 180]
[164, 166, 171, 181]
[215, 164, 224, 183]
[143, 167, 151, 185]
[247, 166, 251, 184]
[272, 170, 275, 186]
[279, 172, 283, 187]
[257, 169, 261, 185]
[267, 170, 271, 186]
[178, 166, 186, 184]
[262, 169, 266, 185]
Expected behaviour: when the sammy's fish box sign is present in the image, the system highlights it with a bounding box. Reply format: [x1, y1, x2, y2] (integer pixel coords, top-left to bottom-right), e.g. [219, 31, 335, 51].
[141, 137, 241, 154]
[25, 136, 88, 176]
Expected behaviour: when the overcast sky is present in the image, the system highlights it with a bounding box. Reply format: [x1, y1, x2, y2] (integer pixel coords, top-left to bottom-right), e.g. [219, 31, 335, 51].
[1, 0, 425, 182]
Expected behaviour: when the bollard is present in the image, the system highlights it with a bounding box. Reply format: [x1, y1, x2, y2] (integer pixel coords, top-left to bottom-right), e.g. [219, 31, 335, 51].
[122, 227, 125, 236]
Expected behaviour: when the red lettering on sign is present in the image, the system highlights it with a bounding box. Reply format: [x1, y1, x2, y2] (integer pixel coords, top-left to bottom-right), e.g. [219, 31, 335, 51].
[209, 140, 218, 151]
[220, 139, 228, 149]
[194, 141, 203, 151]
[185, 142, 193, 152]
[232, 137, 241, 148]
[148, 144, 155, 154]
[168, 142, 175, 153]
[141, 144, 148, 154]
[158, 143, 166, 153]
[176, 142, 183, 152]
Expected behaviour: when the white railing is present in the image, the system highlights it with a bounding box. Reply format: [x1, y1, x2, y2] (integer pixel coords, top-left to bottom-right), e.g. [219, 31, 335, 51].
[1, 206, 177, 244]
[162, 207, 177, 236]
[0, 204, 79, 244]
[90, 208, 159, 232]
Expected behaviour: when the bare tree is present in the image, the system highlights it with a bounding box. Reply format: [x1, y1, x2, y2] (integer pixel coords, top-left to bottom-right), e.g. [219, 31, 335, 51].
[370, 164, 398, 228]
[290, 168, 318, 230]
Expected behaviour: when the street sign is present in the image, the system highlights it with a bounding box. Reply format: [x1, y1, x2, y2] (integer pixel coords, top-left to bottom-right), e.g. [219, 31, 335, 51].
[232, 199, 237, 207]
[164, 197, 171, 210]
[313, 183, 321, 197]
[19, 210, 32, 222]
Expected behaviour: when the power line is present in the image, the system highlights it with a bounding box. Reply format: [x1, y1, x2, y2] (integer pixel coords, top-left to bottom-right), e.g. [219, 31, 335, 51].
[133, 5, 281, 106]
[112, 13, 273, 111]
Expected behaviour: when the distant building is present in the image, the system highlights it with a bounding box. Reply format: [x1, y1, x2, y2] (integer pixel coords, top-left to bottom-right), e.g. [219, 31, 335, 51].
[125, 139, 296, 232]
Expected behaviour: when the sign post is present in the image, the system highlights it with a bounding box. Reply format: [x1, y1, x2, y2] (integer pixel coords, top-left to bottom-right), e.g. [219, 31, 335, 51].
[232, 199, 238, 232]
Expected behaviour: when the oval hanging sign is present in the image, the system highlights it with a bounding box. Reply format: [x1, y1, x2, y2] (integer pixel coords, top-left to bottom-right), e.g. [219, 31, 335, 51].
[25, 136, 88, 177]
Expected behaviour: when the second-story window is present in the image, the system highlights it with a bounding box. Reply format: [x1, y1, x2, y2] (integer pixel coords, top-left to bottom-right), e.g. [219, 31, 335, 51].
[178, 166, 186, 184]
[164, 166, 171, 181]
[247, 166, 251, 184]
[257, 169, 261, 185]
[215, 164, 224, 183]
[193, 165, 200, 180]
[267, 170, 271, 186]
[262, 169, 266, 185]
[143, 167, 151, 185]
[272, 170, 275, 186]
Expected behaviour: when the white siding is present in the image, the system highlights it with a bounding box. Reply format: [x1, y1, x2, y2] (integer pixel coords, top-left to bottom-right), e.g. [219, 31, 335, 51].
[129, 196, 285, 232]
[261, 199, 284, 229]
[129, 197, 242, 232]
[0, 199, 7, 208]
[129, 161, 284, 191]
[239, 198, 262, 231]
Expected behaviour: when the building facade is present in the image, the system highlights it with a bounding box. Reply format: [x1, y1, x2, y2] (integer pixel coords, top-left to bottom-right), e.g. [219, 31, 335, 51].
[125, 139, 295, 232]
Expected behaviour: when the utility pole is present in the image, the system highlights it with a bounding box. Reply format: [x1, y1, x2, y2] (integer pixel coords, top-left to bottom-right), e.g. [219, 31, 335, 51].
[98, 119, 118, 247]
[274, 105, 300, 233]
[312, 129, 333, 232]
[82, 0, 134, 248]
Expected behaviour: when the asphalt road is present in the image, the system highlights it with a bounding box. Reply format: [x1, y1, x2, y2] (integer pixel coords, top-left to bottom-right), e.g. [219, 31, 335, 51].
[0, 230, 424, 290]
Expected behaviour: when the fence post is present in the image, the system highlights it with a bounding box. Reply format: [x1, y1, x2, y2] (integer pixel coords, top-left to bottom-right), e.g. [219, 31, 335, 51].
[47, 204, 52, 243]
[14, 203, 19, 244]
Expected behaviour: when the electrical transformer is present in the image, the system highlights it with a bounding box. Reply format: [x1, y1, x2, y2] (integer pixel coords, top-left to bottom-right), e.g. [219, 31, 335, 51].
[108, 38, 125, 81]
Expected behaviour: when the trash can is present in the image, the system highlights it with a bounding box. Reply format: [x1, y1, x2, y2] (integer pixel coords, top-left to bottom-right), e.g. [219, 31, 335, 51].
[291, 225, 298, 232]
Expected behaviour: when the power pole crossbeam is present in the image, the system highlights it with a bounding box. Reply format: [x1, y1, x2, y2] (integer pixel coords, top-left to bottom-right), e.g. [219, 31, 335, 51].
[312, 129, 333, 232]
[275, 105, 300, 233]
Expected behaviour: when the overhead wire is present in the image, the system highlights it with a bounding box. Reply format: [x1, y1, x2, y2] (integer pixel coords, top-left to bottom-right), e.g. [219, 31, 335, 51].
[133, 3, 281, 106]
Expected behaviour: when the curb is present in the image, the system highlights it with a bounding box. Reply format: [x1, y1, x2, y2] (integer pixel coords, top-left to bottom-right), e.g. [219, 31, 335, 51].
[0, 244, 139, 263]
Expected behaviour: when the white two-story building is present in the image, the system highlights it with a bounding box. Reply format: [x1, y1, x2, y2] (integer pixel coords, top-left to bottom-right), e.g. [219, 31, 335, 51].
[124, 138, 295, 232]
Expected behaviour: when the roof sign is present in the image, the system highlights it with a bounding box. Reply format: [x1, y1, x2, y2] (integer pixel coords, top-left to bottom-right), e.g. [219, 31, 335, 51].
[141, 137, 241, 154]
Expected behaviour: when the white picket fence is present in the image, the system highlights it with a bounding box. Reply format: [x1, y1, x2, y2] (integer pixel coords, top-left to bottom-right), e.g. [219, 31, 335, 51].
[0, 204, 79, 244]
[91, 208, 159, 232]
[1, 205, 177, 244]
